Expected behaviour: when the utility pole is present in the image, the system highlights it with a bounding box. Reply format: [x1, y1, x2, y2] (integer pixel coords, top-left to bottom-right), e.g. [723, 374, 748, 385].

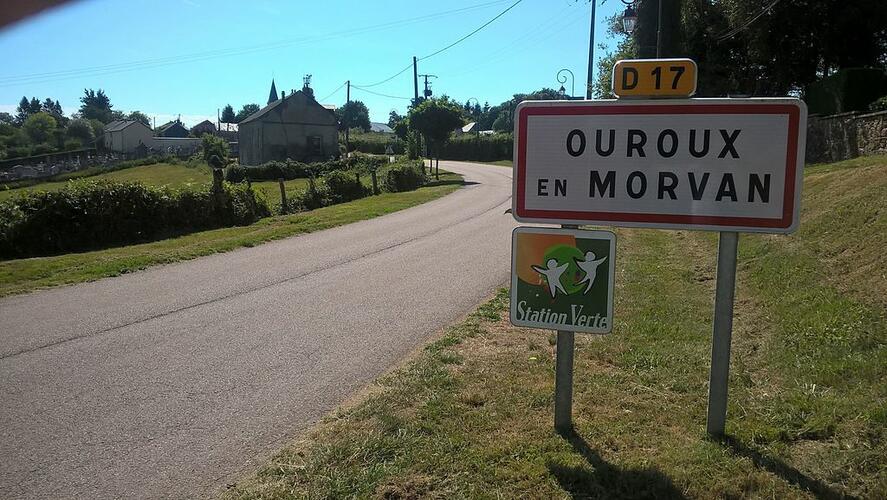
[418, 74, 437, 100]
[345, 80, 351, 156]
[656, 0, 663, 58]
[586, 0, 596, 99]
[412, 56, 419, 104]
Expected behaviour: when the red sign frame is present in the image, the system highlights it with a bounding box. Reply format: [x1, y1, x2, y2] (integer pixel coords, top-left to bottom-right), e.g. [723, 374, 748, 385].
[513, 100, 806, 233]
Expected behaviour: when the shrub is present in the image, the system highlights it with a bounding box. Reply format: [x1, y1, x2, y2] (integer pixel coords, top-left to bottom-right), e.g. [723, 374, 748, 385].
[324, 170, 367, 204]
[225, 158, 357, 182]
[439, 133, 513, 161]
[383, 162, 426, 192]
[0, 180, 270, 258]
[868, 96, 887, 112]
[286, 177, 328, 212]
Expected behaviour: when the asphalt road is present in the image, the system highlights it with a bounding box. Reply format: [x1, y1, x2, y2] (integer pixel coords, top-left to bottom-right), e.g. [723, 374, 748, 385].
[0, 161, 516, 499]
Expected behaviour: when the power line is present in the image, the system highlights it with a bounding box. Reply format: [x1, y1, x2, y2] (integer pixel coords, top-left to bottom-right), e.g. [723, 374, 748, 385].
[418, 0, 522, 61]
[352, 0, 523, 89]
[0, 1, 512, 88]
[318, 81, 347, 102]
[716, 0, 781, 41]
[350, 85, 412, 100]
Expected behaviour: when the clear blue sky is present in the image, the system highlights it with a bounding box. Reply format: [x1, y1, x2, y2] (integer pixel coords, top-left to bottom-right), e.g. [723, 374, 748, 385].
[0, 0, 624, 126]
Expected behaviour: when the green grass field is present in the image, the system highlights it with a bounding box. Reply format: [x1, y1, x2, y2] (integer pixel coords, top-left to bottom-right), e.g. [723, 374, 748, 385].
[0, 162, 212, 201]
[0, 172, 463, 297]
[226, 155, 887, 499]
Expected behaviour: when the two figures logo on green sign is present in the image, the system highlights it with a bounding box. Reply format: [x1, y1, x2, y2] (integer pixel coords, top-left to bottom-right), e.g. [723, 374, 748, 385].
[510, 227, 616, 334]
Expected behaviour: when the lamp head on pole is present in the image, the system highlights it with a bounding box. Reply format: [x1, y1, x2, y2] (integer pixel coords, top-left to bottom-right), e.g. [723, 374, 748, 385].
[622, 4, 638, 34]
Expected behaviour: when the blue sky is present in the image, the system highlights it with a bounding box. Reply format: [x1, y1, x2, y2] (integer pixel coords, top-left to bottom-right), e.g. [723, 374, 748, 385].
[0, 0, 624, 126]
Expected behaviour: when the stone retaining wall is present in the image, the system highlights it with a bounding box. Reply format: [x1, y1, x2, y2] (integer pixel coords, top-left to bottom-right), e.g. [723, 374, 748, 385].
[806, 110, 887, 163]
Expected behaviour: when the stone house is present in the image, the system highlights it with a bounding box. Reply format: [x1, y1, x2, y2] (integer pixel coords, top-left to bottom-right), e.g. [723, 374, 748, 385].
[190, 120, 216, 137]
[238, 84, 338, 165]
[103, 120, 153, 153]
[155, 119, 189, 138]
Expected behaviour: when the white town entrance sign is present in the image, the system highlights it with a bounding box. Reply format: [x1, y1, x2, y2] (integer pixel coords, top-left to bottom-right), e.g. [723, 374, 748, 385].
[512, 99, 807, 233]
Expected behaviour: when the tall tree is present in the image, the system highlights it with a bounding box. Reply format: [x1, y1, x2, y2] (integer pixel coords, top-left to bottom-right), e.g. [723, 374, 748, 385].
[220, 104, 236, 131]
[408, 97, 464, 164]
[387, 110, 403, 129]
[79, 89, 114, 123]
[66, 119, 95, 145]
[336, 100, 371, 132]
[234, 103, 260, 122]
[15, 96, 41, 125]
[126, 111, 151, 127]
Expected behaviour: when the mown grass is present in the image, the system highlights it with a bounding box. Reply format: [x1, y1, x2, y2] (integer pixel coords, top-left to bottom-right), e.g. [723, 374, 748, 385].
[0, 162, 212, 201]
[226, 155, 886, 499]
[0, 173, 463, 297]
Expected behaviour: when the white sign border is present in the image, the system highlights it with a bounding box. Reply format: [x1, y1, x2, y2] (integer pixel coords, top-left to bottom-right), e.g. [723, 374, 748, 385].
[510, 226, 617, 334]
[511, 98, 808, 234]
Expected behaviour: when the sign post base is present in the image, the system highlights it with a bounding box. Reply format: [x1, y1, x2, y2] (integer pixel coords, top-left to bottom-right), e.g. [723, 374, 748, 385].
[706, 231, 739, 437]
[554, 329, 575, 433]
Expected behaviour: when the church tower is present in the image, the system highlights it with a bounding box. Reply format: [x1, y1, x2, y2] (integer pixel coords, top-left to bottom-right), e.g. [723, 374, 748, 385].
[268, 79, 278, 105]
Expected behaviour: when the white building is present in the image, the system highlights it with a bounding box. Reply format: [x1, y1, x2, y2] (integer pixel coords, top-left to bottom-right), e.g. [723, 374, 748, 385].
[103, 120, 153, 153]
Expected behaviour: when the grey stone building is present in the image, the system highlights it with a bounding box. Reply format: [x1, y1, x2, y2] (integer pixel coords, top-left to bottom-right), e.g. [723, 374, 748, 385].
[238, 82, 338, 165]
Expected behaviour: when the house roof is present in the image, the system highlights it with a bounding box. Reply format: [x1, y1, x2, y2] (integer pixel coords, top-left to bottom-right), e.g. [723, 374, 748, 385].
[239, 90, 336, 125]
[191, 120, 215, 130]
[461, 122, 477, 133]
[104, 120, 147, 132]
[156, 120, 187, 133]
[369, 122, 393, 133]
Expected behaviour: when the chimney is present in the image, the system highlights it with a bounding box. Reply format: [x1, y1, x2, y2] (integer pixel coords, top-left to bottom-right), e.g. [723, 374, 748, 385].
[281, 91, 285, 99]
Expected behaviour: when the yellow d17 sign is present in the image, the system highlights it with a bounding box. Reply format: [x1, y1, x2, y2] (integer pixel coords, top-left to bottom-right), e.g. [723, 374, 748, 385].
[613, 58, 697, 98]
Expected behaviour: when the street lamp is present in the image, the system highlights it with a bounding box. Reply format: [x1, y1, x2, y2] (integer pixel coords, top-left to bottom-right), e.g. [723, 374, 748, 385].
[621, 0, 662, 57]
[622, 2, 638, 34]
[557, 69, 575, 99]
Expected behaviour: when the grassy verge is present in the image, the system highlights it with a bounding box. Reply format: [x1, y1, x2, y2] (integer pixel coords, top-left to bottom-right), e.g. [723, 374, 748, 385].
[0, 173, 463, 297]
[226, 156, 886, 499]
[0, 162, 211, 201]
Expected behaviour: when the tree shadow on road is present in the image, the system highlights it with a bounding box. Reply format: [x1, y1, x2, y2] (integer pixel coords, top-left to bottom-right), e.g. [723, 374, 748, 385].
[424, 179, 479, 188]
[719, 435, 855, 500]
[548, 428, 687, 499]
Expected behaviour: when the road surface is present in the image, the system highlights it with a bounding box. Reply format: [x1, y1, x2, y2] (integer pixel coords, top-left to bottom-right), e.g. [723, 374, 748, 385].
[0, 161, 515, 499]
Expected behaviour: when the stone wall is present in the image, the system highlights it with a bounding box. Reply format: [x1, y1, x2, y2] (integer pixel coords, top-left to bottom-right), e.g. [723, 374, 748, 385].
[806, 110, 887, 163]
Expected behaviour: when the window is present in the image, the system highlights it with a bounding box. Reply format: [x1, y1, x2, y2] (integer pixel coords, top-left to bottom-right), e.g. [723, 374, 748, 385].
[309, 136, 322, 156]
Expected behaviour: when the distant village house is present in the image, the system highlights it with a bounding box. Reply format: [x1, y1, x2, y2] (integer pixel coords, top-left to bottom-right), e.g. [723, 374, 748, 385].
[238, 78, 338, 165]
[190, 120, 216, 137]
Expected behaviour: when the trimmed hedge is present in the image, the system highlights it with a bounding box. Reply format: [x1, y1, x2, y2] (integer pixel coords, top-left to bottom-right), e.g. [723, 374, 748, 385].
[383, 162, 426, 192]
[0, 180, 270, 258]
[345, 134, 405, 155]
[439, 134, 513, 161]
[225, 159, 354, 183]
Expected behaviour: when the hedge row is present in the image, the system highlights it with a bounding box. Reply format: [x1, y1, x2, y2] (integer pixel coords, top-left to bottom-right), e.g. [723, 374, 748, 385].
[0, 180, 270, 258]
[439, 134, 513, 162]
[345, 135, 406, 155]
[282, 162, 426, 213]
[225, 154, 394, 183]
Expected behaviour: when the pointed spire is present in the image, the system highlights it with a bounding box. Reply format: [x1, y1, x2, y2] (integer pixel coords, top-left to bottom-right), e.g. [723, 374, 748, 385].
[268, 79, 279, 105]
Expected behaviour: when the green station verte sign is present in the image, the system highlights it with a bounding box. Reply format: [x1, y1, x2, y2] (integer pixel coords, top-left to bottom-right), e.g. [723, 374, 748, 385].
[510, 227, 616, 334]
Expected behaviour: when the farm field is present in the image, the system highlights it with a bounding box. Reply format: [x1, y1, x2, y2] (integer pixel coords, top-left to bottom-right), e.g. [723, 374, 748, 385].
[0, 162, 212, 201]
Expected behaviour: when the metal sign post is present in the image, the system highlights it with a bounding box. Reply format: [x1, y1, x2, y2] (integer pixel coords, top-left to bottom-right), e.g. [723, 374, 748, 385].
[554, 328, 575, 433]
[706, 231, 739, 436]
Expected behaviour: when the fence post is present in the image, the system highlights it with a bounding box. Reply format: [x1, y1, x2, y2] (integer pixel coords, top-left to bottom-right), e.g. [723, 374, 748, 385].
[371, 170, 379, 195]
[278, 178, 287, 215]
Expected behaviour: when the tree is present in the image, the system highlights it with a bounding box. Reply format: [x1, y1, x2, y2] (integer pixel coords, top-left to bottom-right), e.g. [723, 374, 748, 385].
[235, 103, 260, 122]
[0, 112, 13, 125]
[335, 100, 371, 132]
[387, 110, 403, 129]
[408, 97, 464, 166]
[220, 104, 236, 130]
[392, 118, 409, 141]
[126, 111, 151, 127]
[201, 134, 229, 166]
[41, 98, 66, 125]
[22, 112, 57, 144]
[87, 119, 106, 142]
[66, 119, 95, 145]
[79, 89, 114, 123]
[15, 96, 41, 125]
